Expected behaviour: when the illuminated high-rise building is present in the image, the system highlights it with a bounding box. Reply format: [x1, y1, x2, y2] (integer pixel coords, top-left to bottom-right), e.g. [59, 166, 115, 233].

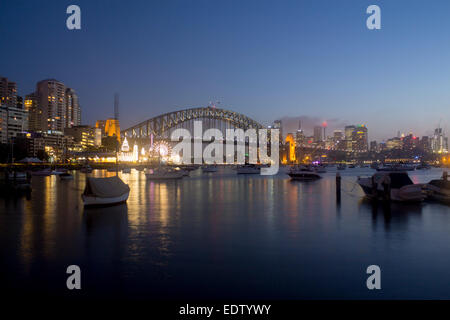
[0, 76, 18, 108]
[313, 126, 323, 142]
[27, 79, 81, 133]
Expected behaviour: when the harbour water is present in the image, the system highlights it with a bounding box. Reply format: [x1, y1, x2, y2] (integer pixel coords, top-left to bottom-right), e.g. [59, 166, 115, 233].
[1, 167, 450, 300]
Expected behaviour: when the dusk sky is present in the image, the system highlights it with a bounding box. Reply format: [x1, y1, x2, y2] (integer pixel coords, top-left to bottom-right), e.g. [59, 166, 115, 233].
[1, 0, 450, 141]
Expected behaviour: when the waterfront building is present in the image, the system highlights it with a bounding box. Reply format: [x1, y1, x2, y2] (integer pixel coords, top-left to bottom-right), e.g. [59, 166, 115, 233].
[27, 79, 80, 133]
[0, 76, 18, 108]
[64, 125, 102, 149]
[0, 104, 29, 144]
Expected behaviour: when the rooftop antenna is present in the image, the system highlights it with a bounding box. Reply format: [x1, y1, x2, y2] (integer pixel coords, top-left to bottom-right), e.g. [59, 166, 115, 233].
[114, 93, 119, 120]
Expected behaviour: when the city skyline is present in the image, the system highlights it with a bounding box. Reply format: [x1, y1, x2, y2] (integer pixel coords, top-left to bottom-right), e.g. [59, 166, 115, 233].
[1, 0, 450, 140]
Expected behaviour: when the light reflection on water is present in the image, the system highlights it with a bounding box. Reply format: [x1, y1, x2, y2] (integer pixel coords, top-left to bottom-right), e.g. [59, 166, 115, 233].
[1, 167, 450, 299]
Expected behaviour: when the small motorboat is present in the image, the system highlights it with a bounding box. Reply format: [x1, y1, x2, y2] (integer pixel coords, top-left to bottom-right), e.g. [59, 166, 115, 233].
[52, 169, 68, 175]
[202, 165, 218, 173]
[348, 164, 356, 169]
[82, 176, 130, 207]
[236, 164, 260, 174]
[337, 164, 346, 170]
[145, 168, 184, 180]
[376, 164, 415, 172]
[288, 165, 322, 181]
[60, 172, 74, 180]
[7, 171, 28, 181]
[357, 172, 425, 202]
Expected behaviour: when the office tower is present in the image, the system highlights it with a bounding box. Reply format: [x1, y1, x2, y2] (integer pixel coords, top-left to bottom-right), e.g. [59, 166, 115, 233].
[296, 120, 305, 146]
[369, 140, 378, 152]
[0, 76, 18, 108]
[273, 120, 282, 143]
[432, 128, 448, 153]
[24, 93, 39, 131]
[66, 88, 81, 127]
[352, 125, 368, 152]
[0, 104, 29, 144]
[28, 79, 80, 133]
[313, 126, 323, 142]
[344, 125, 356, 140]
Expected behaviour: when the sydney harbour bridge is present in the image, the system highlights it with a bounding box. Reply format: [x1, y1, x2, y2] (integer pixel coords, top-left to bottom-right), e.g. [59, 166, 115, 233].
[121, 106, 264, 144]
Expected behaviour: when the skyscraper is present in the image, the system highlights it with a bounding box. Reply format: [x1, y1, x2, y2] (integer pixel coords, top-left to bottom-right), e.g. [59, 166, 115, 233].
[0, 76, 18, 108]
[66, 88, 81, 127]
[313, 126, 323, 142]
[27, 79, 80, 133]
[352, 125, 368, 152]
[432, 128, 448, 153]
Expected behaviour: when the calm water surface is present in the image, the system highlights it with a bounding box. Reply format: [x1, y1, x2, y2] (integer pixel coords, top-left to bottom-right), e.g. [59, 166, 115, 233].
[1, 167, 450, 299]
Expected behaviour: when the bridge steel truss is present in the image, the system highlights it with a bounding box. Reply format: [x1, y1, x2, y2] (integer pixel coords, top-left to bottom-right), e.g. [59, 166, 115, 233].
[121, 106, 264, 139]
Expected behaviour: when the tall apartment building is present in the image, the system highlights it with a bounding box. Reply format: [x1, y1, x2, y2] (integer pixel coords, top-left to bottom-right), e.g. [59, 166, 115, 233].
[0, 105, 29, 144]
[0, 77, 18, 108]
[26, 79, 81, 133]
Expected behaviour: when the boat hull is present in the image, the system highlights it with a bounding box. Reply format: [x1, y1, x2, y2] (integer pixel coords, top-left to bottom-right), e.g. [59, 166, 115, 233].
[288, 173, 322, 180]
[145, 172, 184, 180]
[82, 191, 130, 207]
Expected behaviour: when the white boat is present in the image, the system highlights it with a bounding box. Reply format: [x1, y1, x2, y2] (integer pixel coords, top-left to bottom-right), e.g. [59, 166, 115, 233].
[82, 176, 130, 207]
[236, 164, 260, 174]
[202, 165, 218, 173]
[145, 168, 184, 180]
[288, 165, 322, 180]
[7, 171, 28, 181]
[51, 169, 67, 175]
[357, 172, 425, 202]
[376, 164, 415, 172]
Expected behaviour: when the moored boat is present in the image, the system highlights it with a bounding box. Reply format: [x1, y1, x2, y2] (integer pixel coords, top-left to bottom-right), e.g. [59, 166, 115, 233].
[82, 176, 130, 207]
[145, 168, 184, 180]
[288, 165, 322, 181]
[236, 164, 260, 174]
[357, 171, 425, 202]
[202, 165, 218, 173]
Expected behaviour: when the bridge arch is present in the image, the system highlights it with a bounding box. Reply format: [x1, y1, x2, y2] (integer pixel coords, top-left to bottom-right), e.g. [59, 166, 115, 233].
[121, 106, 264, 139]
